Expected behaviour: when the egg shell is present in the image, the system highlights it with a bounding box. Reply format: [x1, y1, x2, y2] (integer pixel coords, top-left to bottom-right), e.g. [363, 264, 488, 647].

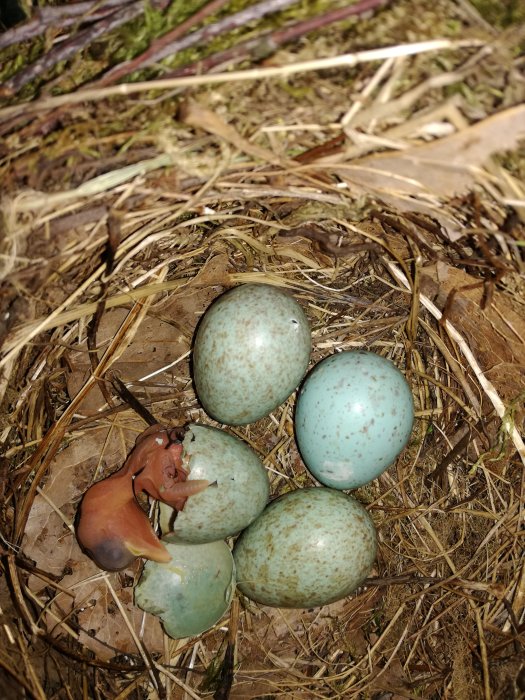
[193, 283, 311, 425]
[295, 351, 414, 490]
[233, 488, 376, 608]
[159, 423, 269, 543]
[135, 538, 235, 638]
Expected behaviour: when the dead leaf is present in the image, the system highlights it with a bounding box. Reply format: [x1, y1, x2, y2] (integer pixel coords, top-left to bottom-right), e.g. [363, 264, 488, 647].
[335, 105, 525, 240]
[76, 582, 164, 661]
[421, 262, 525, 438]
[180, 100, 293, 167]
[66, 253, 230, 416]
[367, 657, 427, 699]
[352, 104, 525, 195]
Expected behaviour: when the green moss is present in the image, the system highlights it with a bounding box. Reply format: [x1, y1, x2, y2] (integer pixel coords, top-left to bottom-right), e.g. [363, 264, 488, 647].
[3, 0, 476, 101]
[469, 0, 525, 27]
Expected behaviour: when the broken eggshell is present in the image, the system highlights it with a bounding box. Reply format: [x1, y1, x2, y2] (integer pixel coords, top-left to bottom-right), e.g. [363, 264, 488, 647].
[160, 424, 269, 543]
[135, 537, 235, 639]
[75, 424, 209, 571]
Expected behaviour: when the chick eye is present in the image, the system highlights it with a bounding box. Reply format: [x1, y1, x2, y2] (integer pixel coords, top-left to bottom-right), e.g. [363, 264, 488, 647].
[165, 428, 183, 447]
[89, 538, 135, 571]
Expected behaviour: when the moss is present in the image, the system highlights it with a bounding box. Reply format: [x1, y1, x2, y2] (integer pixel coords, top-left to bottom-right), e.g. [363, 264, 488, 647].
[469, 0, 525, 27]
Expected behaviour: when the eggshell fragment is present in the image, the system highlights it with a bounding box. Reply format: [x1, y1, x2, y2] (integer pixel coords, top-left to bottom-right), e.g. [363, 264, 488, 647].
[135, 538, 235, 638]
[233, 488, 376, 608]
[160, 424, 269, 543]
[295, 351, 414, 490]
[193, 283, 311, 425]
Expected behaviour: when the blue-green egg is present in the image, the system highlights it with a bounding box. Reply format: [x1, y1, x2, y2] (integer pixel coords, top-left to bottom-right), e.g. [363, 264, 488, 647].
[233, 488, 376, 608]
[159, 424, 269, 543]
[135, 538, 235, 638]
[193, 284, 311, 425]
[295, 351, 414, 489]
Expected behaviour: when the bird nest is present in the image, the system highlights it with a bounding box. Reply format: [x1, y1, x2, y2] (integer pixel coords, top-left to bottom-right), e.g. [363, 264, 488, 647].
[1, 1, 525, 699]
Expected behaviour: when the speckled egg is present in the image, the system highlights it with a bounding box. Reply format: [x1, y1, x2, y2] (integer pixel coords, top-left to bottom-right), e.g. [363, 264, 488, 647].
[295, 351, 414, 490]
[233, 488, 376, 608]
[159, 423, 269, 543]
[135, 538, 235, 638]
[193, 284, 311, 425]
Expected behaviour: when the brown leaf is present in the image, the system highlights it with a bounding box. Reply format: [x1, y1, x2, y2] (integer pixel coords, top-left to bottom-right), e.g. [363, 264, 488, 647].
[76, 582, 164, 662]
[180, 100, 292, 167]
[66, 253, 230, 416]
[421, 262, 525, 446]
[339, 105, 525, 240]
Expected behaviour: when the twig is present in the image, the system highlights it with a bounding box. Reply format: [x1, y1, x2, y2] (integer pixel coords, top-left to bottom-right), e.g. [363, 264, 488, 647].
[213, 598, 240, 700]
[96, 0, 231, 86]
[127, 0, 392, 81]
[98, 0, 301, 86]
[0, 0, 136, 50]
[87, 213, 121, 408]
[1, 1, 170, 96]
[104, 575, 165, 698]
[111, 376, 158, 427]
[424, 416, 487, 486]
[126, 0, 301, 67]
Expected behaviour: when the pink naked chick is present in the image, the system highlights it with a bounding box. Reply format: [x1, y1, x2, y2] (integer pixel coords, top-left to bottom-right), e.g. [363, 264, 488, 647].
[76, 425, 208, 571]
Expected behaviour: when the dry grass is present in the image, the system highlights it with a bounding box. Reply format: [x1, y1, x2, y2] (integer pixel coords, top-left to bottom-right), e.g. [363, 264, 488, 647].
[1, 1, 525, 698]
